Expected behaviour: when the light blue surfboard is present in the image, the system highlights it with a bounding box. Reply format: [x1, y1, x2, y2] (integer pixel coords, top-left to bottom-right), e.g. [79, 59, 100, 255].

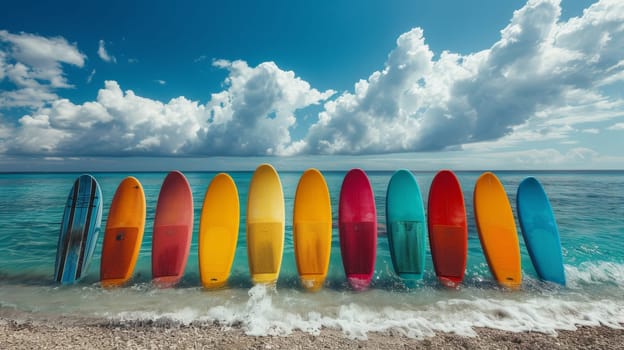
[54, 174, 103, 284]
[516, 177, 565, 285]
[385, 170, 427, 280]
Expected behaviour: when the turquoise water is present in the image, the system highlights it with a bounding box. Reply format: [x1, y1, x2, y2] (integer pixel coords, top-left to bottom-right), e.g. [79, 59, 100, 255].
[0, 170, 623, 338]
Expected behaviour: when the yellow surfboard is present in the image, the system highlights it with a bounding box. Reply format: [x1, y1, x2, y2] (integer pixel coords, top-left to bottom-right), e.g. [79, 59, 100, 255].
[198, 173, 240, 289]
[100, 176, 146, 287]
[293, 169, 332, 291]
[473, 172, 522, 289]
[246, 164, 285, 285]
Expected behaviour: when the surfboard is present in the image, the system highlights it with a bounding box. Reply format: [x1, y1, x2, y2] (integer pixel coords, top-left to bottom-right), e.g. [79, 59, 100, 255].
[473, 172, 522, 289]
[100, 176, 146, 287]
[54, 174, 103, 284]
[246, 164, 285, 285]
[516, 177, 566, 285]
[151, 171, 194, 288]
[385, 170, 426, 280]
[198, 173, 240, 289]
[293, 168, 332, 291]
[427, 170, 468, 288]
[339, 168, 377, 291]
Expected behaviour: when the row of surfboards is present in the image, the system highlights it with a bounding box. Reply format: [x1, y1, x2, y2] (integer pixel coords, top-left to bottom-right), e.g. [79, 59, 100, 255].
[54, 165, 565, 291]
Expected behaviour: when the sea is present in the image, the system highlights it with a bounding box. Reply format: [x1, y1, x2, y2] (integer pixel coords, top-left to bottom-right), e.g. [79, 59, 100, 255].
[0, 170, 623, 339]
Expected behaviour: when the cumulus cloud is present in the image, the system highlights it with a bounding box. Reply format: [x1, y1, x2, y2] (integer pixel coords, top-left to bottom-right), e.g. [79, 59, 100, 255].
[0, 30, 86, 108]
[0, 30, 85, 88]
[301, 0, 624, 154]
[1, 60, 334, 156]
[0, 88, 58, 109]
[190, 60, 335, 156]
[4, 81, 207, 156]
[97, 40, 116, 63]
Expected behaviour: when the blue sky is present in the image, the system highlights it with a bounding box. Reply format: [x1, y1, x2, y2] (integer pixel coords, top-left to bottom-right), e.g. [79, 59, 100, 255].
[1, 0, 623, 171]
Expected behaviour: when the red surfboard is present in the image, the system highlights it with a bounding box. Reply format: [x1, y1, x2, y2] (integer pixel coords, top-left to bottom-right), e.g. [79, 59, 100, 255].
[427, 170, 468, 288]
[152, 171, 194, 288]
[339, 169, 377, 291]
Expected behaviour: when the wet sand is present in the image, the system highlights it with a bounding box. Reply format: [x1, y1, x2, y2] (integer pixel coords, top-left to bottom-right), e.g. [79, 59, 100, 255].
[2, 313, 624, 350]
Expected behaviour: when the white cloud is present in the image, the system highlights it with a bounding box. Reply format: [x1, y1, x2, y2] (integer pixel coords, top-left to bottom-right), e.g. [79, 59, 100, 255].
[301, 0, 624, 154]
[194, 55, 207, 63]
[0, 88, 58, 109]
[476, 147, 602, 168]
[190, 60, 335, 156]
[12, 114, 68, 153]
[154, 79, 166, 85]
[0, 30, 85, 69]
[537, 89, 624, 126]
[0, 30, 85, 108]
[97, 40, 116, 63]
[0, 50, 6, 81]
[0, 30, 85, 87]
[1, 61, 334, 157]
[87, 69, 96, 83]
[608, 122, 624, 130]
[3, 80, 205, 156]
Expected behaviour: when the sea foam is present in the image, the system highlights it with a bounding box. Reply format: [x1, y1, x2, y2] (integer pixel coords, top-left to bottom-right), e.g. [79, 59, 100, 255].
[107, 281, 624, 340]
[565, 261, 624, 289]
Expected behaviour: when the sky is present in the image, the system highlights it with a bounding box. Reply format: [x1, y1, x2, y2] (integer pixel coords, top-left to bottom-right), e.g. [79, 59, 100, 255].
[1, 0, 623, 171]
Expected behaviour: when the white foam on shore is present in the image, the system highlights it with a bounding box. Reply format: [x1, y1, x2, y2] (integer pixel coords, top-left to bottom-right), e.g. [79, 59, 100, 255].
[3, 261, 622, 340]
[109, 284, 624, 340]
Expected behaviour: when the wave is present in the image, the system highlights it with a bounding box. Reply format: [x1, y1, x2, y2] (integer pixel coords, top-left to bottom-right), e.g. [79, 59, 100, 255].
[565, 261, 624, 289]
[3, 260, 622, 340]
[107, 284, 624, 340]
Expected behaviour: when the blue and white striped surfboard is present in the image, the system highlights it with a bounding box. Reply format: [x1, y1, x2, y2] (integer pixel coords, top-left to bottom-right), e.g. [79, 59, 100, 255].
[54, 174, 103, 284]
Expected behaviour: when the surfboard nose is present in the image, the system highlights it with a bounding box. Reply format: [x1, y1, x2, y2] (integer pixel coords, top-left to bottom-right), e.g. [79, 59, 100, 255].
[201, 278, 228, 289]
[300, 275, 325, 292]
[438, 276, 462, 289]
[347, 276, 372, 291]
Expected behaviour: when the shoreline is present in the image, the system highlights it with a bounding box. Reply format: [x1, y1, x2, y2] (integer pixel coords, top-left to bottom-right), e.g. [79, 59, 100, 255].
[1, 313, 623, 349]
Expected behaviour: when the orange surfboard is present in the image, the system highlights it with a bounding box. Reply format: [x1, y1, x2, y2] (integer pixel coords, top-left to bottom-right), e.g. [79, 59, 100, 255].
[100, 176, 146, 287]
[473, 172, 522, 289]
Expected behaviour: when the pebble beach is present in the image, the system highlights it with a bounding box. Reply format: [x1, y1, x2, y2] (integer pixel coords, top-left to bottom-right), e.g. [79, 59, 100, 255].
[2, 311, 624, 350]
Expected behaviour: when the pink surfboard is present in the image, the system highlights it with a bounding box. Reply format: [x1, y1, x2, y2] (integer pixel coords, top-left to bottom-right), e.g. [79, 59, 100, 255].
[152, 171, 194, 288]
[339, 168, 377, 291]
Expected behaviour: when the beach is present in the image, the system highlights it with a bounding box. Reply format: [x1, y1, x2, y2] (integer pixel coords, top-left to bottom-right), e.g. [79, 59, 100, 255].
[2, 312, 623, 350]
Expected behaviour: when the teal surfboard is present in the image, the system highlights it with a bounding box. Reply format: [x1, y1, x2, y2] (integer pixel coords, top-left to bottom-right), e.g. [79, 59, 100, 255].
[516, 177, 565, 285]
[54, 174, 103, 284]
[385, 170, 427, 280]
